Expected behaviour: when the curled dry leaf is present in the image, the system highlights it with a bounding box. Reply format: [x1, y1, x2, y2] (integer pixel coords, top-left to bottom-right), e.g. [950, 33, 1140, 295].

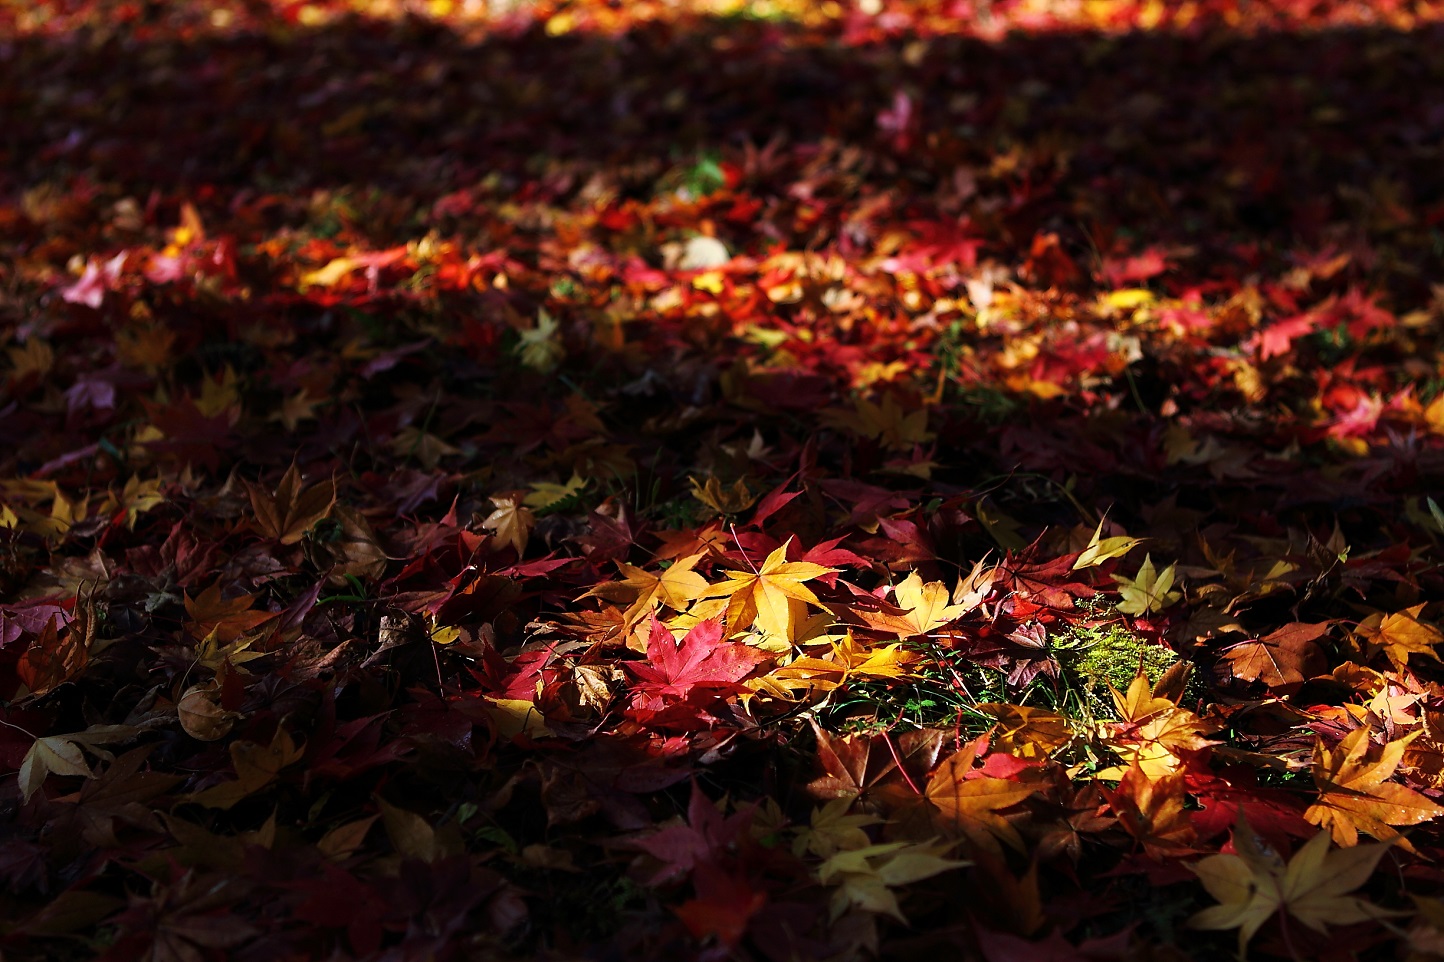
[177, 681, 241, 741]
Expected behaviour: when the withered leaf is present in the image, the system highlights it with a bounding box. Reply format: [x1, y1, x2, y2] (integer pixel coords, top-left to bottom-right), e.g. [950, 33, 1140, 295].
[1223, 622, 1330, 692]
[245, 462, 336, 545]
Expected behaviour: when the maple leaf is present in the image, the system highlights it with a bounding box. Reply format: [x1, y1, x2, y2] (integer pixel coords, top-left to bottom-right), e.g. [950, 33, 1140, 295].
[481, 493, 535, 556]
[1113, 553, 1182, 616]
[816, 839, 965, 922]
[50, 746, 184, 853]
[793, 797, 884, 858]
[245, 462, 336, 545]
[6, 337, 54, 381]
[17, 725, 138, 803]
[584, 553, 711, 623]
[1354, 604, 1443, 671]
[194, 366, 243, 419]
[632, 781, 755, 885]
[701, 538, 836, 643]
[16, 611, 91, 697]
[114, 474, 166, 530]
[823, 392, 934, 451]
[924, 741, 1038, 855]
[1099, 669, 1219, 780]
[806, 723, 946, 813]
[1304, 727, 1444, 849]
[515, 309, 563, 371]
[862, 571, 970, 639]
[975, 703, 1074, 761]
[317, 814, 380, 861]
[482, 697, 554, 741]
[183, 583, 276, 646]
[1071, 517, 1143, 569]
[1103, 766, 1196, 858]
[1190, 820, 1395, 955]
[764, 630, 921, 701]
[626, 618, 771, 725]
[689, 475, 759, 516]
[673, 861, 766, 950]
[266, 388, 323, 431]
[1223, 622, 1330, 693]
[523, 473, 587, 511]
[188, 726, 303, 809]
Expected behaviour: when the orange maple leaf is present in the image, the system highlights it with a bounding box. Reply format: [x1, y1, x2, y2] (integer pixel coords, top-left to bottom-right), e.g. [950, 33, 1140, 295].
[1104, 766, 1197, 858]
[1355, 605, 1443, 671]
[16, 611, 90, 697]
[184, 583, 277, 645]
[975, 703, 1074, 761]
[1305, 727, 1444, 849]
[1099, 668, 1219, 780]
[924, 738, 1038, 855]
[245, 462, 336, 545]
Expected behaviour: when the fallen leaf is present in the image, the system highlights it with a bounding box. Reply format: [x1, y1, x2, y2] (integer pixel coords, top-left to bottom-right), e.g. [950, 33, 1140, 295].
[1355, 605, 1443, 670]
[817, 839, 965, 922]
[17, 725, 138, 803]
[1191, 819, 1395, 954]
[702, 538, 836, 643]
[482, 493, 535, 556]
[246, 462, 336, 545]
[1113, 554, 1182, 616]
[1305, 727, 1444, 849]
[1223, 622, 1330, 692]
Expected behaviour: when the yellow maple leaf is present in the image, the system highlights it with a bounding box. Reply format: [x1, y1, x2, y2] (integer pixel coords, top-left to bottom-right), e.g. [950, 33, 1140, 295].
[793, 798, 883, 858]
[702, 539, 836, 643]
[523, 473, 587, 511]
[887, 571, 969, 638]
[515, 309, 564, 372]
[189, 727, 304, 810]
[817, 839, 965, 923]
[482, 494, 535, 556]
[689, 475, 758, 516]
[194, 366, 242, 419]
[824, 393, 934, 451]
[1072, 518, 1144, 569]
[1190, 820, 1395, 955]
[17, 725, 137, 803]
[116, 474, 165, 529]
[584, 553, 711, 623]
[759, 632, 918, 700]
[1114, 553, 1182, 616]
[193, 626, 269, 673]
[268, 389, 323, 432]
[299, 256, 361, 288]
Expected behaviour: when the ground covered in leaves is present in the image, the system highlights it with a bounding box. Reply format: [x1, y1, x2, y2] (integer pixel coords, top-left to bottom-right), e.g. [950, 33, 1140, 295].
[6, 0, 1444, 959]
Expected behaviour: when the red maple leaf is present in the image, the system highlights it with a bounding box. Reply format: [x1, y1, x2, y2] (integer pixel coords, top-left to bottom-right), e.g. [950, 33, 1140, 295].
[625, 618, 771, 727]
